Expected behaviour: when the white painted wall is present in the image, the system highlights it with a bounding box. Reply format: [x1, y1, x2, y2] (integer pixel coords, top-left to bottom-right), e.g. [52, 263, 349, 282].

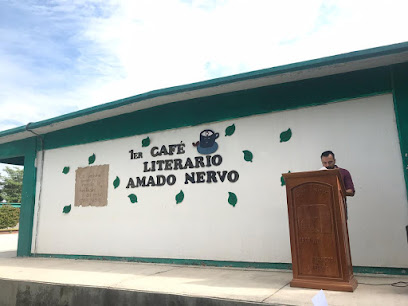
[32, 94, 408, 268]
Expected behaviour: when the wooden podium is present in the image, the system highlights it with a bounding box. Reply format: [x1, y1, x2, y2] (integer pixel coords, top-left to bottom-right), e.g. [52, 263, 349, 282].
[283, 170, 358, 292]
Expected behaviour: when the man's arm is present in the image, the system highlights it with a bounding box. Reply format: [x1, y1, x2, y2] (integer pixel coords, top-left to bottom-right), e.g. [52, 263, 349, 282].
[343, 169, 355, 197]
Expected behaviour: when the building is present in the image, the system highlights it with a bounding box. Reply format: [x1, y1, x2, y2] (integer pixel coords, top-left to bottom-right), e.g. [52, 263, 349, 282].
[1, 42, 407, 274]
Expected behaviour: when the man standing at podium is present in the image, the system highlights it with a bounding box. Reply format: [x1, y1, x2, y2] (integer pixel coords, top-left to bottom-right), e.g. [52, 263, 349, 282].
[320, 150, 355, 197]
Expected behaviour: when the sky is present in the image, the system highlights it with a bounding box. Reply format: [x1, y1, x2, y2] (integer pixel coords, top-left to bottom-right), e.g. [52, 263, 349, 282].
[1, 0, 408, 173]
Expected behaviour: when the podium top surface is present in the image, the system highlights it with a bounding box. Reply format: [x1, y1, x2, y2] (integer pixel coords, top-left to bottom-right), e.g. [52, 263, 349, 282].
[282, 169, 346, 193]
[282, 169, 341, 178]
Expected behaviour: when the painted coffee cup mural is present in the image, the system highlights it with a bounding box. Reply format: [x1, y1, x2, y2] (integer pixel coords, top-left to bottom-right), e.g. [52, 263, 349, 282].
[194, 129, 219, 154]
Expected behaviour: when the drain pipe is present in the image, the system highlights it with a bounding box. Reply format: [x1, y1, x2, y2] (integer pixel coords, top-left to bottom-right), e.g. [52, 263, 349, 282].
[25, 123, 44, 254]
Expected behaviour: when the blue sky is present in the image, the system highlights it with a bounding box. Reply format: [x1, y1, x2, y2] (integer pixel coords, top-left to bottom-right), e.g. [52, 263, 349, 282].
[0, 0, 407, 140]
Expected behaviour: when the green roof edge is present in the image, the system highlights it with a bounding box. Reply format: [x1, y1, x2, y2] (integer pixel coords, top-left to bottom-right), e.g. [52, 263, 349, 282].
[1, 41, 408, 139]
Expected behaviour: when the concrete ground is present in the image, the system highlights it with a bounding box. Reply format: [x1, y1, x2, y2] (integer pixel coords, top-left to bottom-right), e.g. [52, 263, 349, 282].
[0, 234, 407, 305]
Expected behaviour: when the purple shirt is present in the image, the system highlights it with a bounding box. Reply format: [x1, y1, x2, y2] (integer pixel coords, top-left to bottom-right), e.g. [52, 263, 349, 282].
[336, 166, 355, 193]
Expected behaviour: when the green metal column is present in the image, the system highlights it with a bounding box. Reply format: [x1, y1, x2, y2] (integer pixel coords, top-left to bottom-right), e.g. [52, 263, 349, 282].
[392, 63, 408, 202]
[17, 138, 38, 257]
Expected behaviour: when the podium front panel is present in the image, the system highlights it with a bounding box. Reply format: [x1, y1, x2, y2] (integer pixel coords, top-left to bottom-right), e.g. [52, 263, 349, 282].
[292, 182, 341, 279]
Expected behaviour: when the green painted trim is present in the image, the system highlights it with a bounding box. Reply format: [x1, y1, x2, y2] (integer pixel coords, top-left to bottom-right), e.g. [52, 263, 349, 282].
[391, 63, 408, 202]
[1, 42, 408, 140]
[0, 156, 24, 165]
[43, 66, 392, 150]
[33, 254, 292, 270]
[32, 254, 408, 275]
[0, 137, 36, 160]
[353, 266, 408, 276]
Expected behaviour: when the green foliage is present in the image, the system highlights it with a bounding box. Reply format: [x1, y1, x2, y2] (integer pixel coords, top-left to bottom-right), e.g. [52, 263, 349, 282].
[0, 166, 24, 203]
[0, 205, 20, 229]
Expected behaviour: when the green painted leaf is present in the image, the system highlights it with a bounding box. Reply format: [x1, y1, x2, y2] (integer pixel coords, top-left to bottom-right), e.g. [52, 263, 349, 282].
[113, 176, 120, 189]
[62, 167, 70, 174]
[142, 136, 150, 147]
[63, 204, 71, 214]
[175, 190, 184, 204]
[280, 128, 292, 143]
[228, 192, 237, 207]
[225, 124, 236, 136]
[281, 171, 291, 186]
[88, 153, 96, 165]
[243, 150, 253, 162]
[128, 194, 138, 203]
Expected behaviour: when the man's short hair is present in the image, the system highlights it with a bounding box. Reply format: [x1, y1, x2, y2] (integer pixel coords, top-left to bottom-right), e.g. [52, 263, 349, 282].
[321, 150, 335, 159]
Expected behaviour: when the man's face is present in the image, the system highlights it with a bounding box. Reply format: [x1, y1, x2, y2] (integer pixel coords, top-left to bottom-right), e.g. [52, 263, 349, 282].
[321, 154, 336, 169]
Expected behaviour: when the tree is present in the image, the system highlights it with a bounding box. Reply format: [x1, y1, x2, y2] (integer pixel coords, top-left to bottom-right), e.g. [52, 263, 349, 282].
[0, 166, 24, 203]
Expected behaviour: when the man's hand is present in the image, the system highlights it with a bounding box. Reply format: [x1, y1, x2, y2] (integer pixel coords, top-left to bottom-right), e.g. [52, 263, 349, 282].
[346, 189, 355, 197]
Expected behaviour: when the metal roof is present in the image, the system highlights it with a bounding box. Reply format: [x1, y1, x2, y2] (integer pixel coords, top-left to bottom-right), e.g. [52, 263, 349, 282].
[1, 41, 408, 145]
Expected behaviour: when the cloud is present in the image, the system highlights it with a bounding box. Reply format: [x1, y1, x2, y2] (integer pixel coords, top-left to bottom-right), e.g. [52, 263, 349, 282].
[0, 0, 407, 133]
[0, 0, 120, 130]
